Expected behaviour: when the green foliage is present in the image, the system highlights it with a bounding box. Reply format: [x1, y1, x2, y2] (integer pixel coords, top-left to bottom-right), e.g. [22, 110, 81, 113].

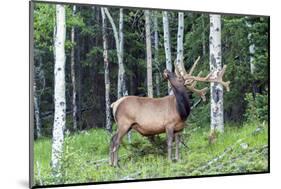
[188, 100, 210, 127]
[250, 17, 269, 86]
[33, 2, 269, 128]
[244, 93, 268, 123]
[34, 4, 55, 51]
[34, 3, 85, 52]
[34, 122, 268, 186]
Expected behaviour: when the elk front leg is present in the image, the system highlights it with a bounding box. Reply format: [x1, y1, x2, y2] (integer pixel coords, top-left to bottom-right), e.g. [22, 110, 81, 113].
[175, 132, 180, 161]
[166, 127, 174, 161]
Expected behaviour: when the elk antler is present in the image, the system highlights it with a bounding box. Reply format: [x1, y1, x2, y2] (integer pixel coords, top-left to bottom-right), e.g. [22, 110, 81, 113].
[174, 56, 230, 101]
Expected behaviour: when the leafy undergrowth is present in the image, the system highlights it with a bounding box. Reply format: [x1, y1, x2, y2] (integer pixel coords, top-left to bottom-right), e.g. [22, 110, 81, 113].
[33, 122, 268, 186]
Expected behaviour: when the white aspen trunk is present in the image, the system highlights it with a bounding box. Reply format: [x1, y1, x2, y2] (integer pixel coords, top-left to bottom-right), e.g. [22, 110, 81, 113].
[249, 42, 255, 74]
[52, 4, 66, 179]
[176, 12, 185, 76]
[246, 20, 256, 75]
[71, 5, 77, 131]
[104, 8, 126, 99]
[145, 10, 153, 98]
[119, 8, 127, 97]
[162, 11, 172, 94]
[153, 14, 160, 97]
[101, 8, 112, 132]
[209, 14, 224, 132]
[33, 81, 41, 138]
[34, 54, 44, 138]
[246, 19, 258, 97]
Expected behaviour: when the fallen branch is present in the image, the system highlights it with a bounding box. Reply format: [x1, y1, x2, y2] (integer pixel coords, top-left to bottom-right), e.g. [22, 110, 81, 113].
[192, 139, 244, 173]
[90, 154, 128, 166]
[191, 99, 202, 110]
[121, 171, 142, 180]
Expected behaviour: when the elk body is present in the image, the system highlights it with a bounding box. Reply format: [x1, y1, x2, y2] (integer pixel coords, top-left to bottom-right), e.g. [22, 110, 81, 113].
[110, 70, 189, 166]
[109, 57, 230, 167]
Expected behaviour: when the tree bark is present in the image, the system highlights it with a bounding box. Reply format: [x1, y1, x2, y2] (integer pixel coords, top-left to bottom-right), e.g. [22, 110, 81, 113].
[202, 15, 206, 57]
[176, 12, 185, 75]
[246, 20, 256, 75]
[145, 10, 153, 98]
[155, 73, 160, 97]
[162, 11, 172, 94]
[209, 14, 224, 132]
[246, 19, 258, 97]
[153, 13, 160, 97]
[71, 5, 78, 131]
[77, 33, 82, 130]
[51, 4, 66, 179]
[104, 8, 126, 99]
[101, 8, 112, 132]
[33, 53, 44, 138]
[119, 8, 127, 97]
[34, 80, 41, 138]
[153, 14, 159, 66]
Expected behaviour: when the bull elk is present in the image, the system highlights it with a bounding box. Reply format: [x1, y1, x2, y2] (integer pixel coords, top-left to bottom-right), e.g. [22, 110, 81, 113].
[109, 56, 230, 167]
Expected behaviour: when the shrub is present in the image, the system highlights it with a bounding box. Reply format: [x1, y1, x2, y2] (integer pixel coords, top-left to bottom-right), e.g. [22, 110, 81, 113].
[244, 93, 268, 122]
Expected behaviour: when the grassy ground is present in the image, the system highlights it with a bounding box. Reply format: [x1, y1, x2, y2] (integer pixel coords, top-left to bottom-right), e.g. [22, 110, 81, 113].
[33, 122, 268, 186]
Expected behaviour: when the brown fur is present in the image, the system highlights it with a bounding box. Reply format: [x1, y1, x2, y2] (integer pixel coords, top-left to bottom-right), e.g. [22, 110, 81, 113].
[109, 70, 190, 166]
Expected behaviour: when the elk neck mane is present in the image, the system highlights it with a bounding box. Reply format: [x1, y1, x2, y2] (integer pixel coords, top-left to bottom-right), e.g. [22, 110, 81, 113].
[169, 76, 190, 121]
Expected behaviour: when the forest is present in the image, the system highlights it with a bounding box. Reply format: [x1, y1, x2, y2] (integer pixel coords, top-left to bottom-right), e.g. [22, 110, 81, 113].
[32, 2, 269, 187]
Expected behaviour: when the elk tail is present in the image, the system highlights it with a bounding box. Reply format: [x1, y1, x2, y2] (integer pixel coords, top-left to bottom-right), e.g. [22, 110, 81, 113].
[111, 97, 128, 122]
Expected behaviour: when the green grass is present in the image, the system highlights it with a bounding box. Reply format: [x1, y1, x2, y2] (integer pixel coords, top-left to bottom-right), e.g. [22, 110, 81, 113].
[33, 122, 268, 186]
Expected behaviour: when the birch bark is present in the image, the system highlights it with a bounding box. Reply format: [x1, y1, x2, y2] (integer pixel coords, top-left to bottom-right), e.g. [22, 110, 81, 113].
[34, 54, 44, 138]
[209, 14, 224, 132]
[104, 8, 126, 99]
[51, 4, 66, 178]
[34, 80, 41, 138]
[162, 11, 172, 94]
[153, 14, 160, 97]
[145, 10, 153, 98]
[246, 20, 256, 75]
[176, 12, 186, 76]
[246, 20, 257, 96]
[101, 8, 112, 132]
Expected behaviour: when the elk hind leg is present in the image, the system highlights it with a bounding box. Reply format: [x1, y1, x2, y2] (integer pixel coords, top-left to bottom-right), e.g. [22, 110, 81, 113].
[109, 133, 118, 166]
[110, 125, 131, 167]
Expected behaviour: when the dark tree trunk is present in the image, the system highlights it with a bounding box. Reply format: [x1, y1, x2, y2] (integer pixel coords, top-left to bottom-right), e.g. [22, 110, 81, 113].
[71, 5, 78, 131]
